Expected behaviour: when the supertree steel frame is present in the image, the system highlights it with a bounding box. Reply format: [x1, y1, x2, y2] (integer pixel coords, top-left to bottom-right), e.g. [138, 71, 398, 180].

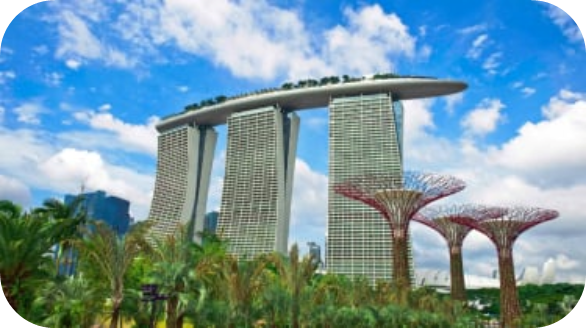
[413, 204, 506, 302]
[450, 207, 559, 328]
[334, 171, 466, 291]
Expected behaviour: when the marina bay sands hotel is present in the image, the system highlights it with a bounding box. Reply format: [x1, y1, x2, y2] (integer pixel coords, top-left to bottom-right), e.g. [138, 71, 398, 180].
[148, 76, 466, 281]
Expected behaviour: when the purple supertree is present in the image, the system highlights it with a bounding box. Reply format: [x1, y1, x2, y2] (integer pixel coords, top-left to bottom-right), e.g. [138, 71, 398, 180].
[413, 204, 506, 302]
[450, 207, 559, 328]
[334, 171, 466, 292]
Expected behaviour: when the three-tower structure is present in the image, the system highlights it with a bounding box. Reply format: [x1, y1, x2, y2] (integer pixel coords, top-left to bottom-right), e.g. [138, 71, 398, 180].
[147, 77, 467, 282]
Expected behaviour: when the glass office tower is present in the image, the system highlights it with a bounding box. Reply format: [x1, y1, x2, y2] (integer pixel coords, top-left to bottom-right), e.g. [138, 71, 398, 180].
[219, 106, 299, 258]
[327, 93, 404, 284]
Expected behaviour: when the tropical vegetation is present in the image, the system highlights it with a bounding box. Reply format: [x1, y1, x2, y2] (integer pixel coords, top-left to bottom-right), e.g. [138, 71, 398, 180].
[0, 199, 581, 327]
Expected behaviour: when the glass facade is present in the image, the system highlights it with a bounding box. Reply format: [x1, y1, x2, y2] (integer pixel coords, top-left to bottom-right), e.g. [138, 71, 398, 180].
[65, 190, 131, 235]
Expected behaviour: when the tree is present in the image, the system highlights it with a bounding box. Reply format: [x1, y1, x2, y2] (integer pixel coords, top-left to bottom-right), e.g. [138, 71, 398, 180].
[266, 244, 316, 328]
[33, 274, 102, 327]
[75, 221, 151, 328]
[150, 227, 205, 328]
[34, 197, 88, 276]
[0, 206, 59, 312]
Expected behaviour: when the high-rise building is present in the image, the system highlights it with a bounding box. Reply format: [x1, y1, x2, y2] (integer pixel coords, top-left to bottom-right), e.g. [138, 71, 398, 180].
[307, 241, 322, 267]
[204, 211, 219, 233]
[218, 106, 299, 258]
[327, 93, 404, 283]
[60, 190, 133, 275]
[148, 124, 217, 243]
[65, 190, 132, 235]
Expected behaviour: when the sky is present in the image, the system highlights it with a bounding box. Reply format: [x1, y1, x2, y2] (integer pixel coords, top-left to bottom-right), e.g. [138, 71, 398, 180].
[0, 0, 585, 290]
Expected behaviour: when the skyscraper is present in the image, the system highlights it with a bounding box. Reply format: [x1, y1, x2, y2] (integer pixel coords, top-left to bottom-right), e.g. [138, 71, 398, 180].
[148, 124, 217, 243]
[218, 106, 299, 258]
[327, 93, 404, 283]
[65, 190, 132, 235]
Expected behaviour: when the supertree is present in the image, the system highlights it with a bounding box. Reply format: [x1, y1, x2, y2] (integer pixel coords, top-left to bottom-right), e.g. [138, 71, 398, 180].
[413, 204, 506, 302]
[334, 171, 466, 292]
[450, 207, 559, 328]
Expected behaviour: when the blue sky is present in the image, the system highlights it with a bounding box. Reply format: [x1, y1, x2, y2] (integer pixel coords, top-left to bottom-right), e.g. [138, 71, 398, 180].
[0, 0, 585, 285]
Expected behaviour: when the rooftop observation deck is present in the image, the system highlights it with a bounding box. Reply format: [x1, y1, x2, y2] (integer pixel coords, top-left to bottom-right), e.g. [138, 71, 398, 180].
[156, 77, 467, 132]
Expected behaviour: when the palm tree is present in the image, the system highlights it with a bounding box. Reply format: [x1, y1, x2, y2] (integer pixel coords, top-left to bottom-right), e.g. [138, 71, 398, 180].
[33, 274, 102, 327]
[150, 227, 205, 328]
[266, 244, 316, 328]
[0, 200, 23, 219]
[0, 206, 58, 312]
[75, 220, 151, 328]
[34, 197, 87, 276]
[223, 255, 268, 327]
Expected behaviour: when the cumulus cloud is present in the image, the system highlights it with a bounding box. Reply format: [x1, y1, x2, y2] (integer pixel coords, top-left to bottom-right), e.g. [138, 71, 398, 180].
[38, 148, 154, 219]
[48, 1, 424, 80]
[0, 126, 155, 220]
[482, 52, 502, 75]
[489, 89, 586, 187]
[73, 111, 159, 155]
[461, 98, 506, 137]
[0, 175, 31, 205]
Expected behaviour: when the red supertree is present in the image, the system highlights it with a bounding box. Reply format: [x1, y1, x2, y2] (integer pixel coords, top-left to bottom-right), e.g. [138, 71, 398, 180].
[413, 204, 506, 302]
[334, 171, 466, 291]
[450, 207, 559, 328]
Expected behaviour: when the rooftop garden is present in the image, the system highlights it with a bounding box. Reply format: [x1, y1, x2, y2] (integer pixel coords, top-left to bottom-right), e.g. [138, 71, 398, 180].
[181, 72, 431, 113]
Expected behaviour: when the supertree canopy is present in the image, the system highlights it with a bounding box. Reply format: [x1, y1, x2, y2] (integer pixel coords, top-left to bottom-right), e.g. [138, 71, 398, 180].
[413, 204, 506, 301]
[334, 171, 466, 291]
[450, 206, 559, 328]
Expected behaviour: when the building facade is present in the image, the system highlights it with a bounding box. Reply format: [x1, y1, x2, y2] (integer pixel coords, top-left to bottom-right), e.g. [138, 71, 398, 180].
[65, 190, 132, 235]
[218, 106, 299, 258]
[148, 124, 217, 243]
[204, 211, 219, 233]
[327, 93, 404, 283]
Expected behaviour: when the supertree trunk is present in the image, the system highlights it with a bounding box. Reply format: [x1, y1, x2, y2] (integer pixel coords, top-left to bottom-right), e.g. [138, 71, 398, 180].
[449, 207, 559, 328]
[391, 227, 411, 292]
[499, 246, 521, 328]
[449, 244, 466, 302]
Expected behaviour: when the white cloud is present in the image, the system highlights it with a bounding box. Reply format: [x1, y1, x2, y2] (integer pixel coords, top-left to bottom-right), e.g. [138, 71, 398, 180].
[0, 70, 16, 84]
[0, 106, 4, 125]
[177, 85, 189, 93]
[54, 10, 134, 68]
[443, 93, 464, 115]
[38, 148, 153, 219]
[490, 89, 586, 186]
[0, 175, 31, 205]
[457, 24, 487, 35]
[73, 111, 159, 155]
[482, 52, 502, 75]
[466, 34, 488, 59]
[546, 6, 584, 43]
[44, 72, 64, 86]
[49, 1, 423, 80]
[322, 5, 417, 76]
[98, 103, 112, 111]
[65, 58, 82, 69]
[541, 88, 585, 119]
[461, 98, 506, 136]
[13, 102, 46, 125]
[521, 87, 536, 97]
